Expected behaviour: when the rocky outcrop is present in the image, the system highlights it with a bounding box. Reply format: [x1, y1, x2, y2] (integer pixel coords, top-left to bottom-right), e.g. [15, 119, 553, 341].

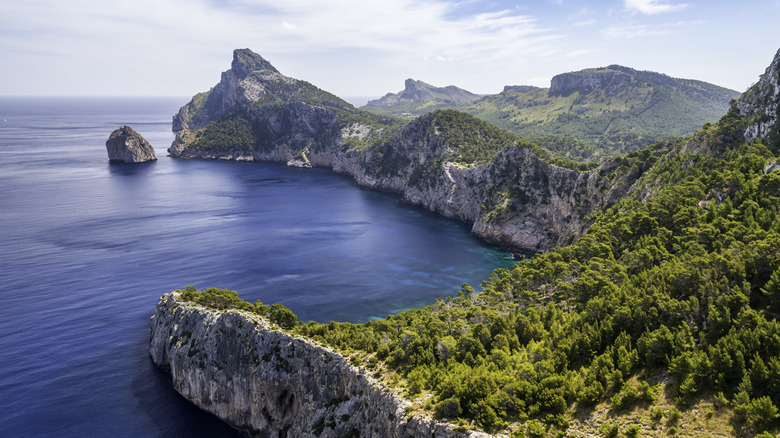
[367, 79, 482, 106]
[105, 125, 157, 163]
[737, 48, 780, 149]
[549, 64, 725, 99]
[150, 292, 497, 438]
[168, 49, 651, 254]
[549, 67, 634, 97]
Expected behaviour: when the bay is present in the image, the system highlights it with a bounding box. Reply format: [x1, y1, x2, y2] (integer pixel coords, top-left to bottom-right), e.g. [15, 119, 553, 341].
[0, 97, 514, 437]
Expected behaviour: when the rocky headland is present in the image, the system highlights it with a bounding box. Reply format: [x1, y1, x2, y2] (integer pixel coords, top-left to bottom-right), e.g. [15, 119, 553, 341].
[168, 48, 652, 253]
[152, 48, 780, 438]
[150, 291, 496, 438]
[106, 125, 157, 163]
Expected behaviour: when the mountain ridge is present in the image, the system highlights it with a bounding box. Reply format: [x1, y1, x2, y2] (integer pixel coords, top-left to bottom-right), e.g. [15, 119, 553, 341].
[367, 78, 482, 107]
[362, 64, 741, 159]
[156, 47, 780, 437]
[168, 48, 645, 254]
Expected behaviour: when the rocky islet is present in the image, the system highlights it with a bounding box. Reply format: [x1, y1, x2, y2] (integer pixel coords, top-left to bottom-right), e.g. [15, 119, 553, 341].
[105, 125, 157, 163]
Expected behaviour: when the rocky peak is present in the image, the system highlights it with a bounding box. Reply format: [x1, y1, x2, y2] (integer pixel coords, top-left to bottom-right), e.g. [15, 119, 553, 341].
[736, 48, 780, 148]
[367, 79, 481, 106]
[105, 125, 157, 163]
[402, 78, 437, 101]
[230, 48, 278, 79]
[502, 85, 543, 94]
[549, 67, 633, 96]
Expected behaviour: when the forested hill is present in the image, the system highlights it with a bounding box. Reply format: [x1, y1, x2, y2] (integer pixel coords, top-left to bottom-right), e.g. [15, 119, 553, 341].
[169, 49, 657, 254]
[170, 48, 780, 437]
[362, 65, 740, 161]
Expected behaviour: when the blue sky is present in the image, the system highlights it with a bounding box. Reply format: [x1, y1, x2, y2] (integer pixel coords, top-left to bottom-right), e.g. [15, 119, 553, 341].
[1, 0, 778, 102]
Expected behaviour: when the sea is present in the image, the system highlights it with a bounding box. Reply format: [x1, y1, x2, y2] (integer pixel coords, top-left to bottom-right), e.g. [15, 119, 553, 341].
[0, 97, 515, 437]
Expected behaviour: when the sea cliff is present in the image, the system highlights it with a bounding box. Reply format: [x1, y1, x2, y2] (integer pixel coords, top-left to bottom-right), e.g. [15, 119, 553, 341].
[149, 292, 496, 438]
[168, 48, 650, 253]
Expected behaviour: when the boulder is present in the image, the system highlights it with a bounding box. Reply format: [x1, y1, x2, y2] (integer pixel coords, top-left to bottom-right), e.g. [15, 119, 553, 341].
[106, 125, 157, 163]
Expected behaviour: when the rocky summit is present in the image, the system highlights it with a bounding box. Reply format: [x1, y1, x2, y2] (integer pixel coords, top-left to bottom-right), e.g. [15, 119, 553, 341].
[106, 125, 157, 163]
[367, 79, 482, 107]
[168, 48, 651, 254]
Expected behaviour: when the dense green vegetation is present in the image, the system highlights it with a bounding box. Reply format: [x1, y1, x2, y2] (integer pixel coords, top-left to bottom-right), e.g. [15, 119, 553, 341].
[420, 110, 596, 171]
[178, 286, 298, 330]
[309, 107, 780, 435]
[190, 114, 260, 154]
[361, 70, 740, 162]
[179, 99, 780, 435]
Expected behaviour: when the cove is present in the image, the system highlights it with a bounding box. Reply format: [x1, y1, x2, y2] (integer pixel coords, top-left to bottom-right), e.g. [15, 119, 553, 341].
[0, 97, 514, 436]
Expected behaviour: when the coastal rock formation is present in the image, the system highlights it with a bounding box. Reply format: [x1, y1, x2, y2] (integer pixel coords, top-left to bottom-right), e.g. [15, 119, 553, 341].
[737, 48, 780, 149]
[106, 125, 157, 163]
[168, 48, 652, 253]
[150, 292, 496, 438]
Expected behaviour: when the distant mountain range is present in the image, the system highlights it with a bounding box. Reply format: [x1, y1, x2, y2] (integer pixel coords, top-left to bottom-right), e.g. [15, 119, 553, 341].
[361, 66, 741, 160]
[365, 79, 482, 112]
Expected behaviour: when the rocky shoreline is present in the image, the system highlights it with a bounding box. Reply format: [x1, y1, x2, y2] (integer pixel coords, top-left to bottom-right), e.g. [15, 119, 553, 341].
[150, 292, 498, 438]
[167, 49, 649, 254]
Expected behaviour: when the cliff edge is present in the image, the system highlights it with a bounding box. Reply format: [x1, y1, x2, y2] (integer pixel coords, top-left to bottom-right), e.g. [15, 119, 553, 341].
[168, 48, 651, 253]
[149, 291, 496, 438]
[737, 48, 780, 150]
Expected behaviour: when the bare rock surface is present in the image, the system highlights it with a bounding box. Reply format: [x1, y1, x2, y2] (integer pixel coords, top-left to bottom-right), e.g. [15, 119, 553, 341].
[737, 48, 780, 148]
[168, 49, 646, 254]
[106, 125, 157, 163]
[150, 292, 500, 438]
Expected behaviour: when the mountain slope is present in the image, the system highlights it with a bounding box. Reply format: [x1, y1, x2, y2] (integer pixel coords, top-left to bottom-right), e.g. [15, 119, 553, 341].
[169, 49, 648, 253]
[157, 47, 780, 437]
[362, 65, 741, 160]
[166, 47, 780, 437]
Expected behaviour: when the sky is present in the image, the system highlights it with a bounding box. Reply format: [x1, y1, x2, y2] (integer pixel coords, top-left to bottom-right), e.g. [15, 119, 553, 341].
[1, 0, 779, 104]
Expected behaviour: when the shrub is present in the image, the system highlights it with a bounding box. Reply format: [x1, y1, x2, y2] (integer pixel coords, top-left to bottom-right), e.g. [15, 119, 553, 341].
[434, 397, 461, 419]
[269, 303, 298, 329]
[599, 422, 618, 438]
[526, 419, 546, 438]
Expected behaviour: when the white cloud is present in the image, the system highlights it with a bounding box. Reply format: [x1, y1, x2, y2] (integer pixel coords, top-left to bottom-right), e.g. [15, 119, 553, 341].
[601, 20, 698, 39]
[573, 19, 597, 26]
[0, 0, 567, 95]
[625, 0, 687, 15]
[566, 49, 595, 57]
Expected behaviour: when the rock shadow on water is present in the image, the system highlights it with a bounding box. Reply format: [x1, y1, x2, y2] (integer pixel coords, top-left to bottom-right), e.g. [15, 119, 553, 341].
[131, 348, 242, 438]
[107, 159, 158, 176]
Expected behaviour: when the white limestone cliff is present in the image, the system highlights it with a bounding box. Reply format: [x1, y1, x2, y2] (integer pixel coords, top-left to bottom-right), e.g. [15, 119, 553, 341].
[150, 292, 499, 438]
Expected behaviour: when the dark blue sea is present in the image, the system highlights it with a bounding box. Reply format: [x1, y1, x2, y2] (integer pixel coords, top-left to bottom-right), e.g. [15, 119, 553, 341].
[0, 97, 514, 437]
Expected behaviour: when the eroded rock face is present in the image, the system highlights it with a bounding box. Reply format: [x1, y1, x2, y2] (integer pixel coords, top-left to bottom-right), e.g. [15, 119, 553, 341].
[106, 125, 157, 163]
[149, 292, 497, 438]
[167, 49, 648, 253]
[549, 67, 633, 97]
[737, 48, 780, 149]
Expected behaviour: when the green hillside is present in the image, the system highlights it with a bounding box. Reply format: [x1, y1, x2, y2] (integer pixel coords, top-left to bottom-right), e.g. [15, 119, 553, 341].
[362, 66, 741, 161]
[186, 74, 780, 436]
